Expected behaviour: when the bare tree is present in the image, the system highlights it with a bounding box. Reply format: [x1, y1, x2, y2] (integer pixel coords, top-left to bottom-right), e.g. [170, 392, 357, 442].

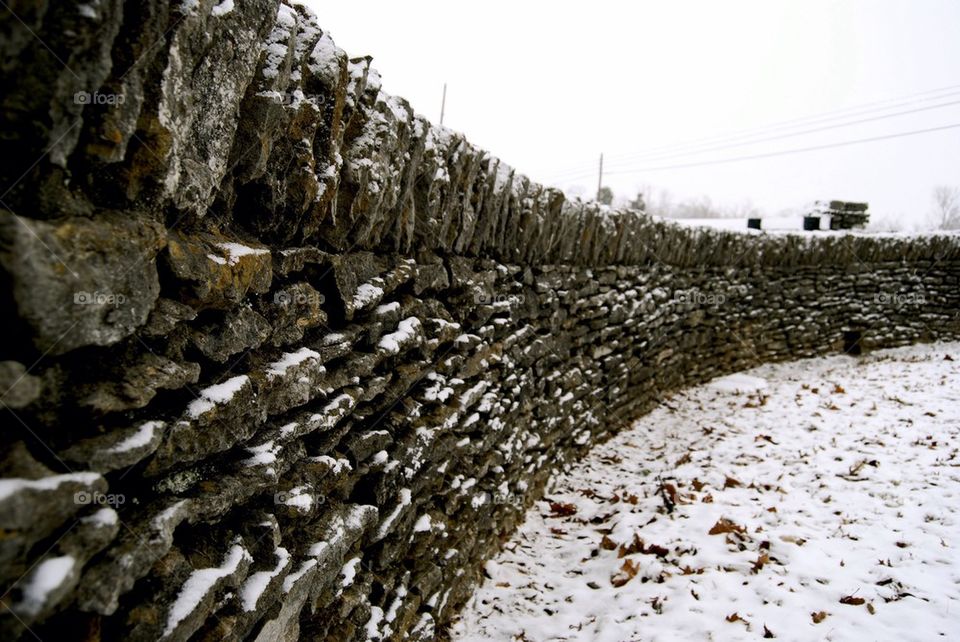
[597, 186, 614, 206]
[933, 185, 960, 230]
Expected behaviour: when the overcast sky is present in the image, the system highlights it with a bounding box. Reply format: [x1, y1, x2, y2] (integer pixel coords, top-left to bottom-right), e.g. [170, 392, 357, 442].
[301, 0, 960, 229]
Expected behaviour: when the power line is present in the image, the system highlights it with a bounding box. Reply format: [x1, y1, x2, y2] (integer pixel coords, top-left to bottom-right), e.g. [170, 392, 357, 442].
[614, 96, 960, 165]
[541, 83, 960, 183]
[553, 98, 960, 182]
[599, 121, 960, 177]
[545, 84, 960, 181]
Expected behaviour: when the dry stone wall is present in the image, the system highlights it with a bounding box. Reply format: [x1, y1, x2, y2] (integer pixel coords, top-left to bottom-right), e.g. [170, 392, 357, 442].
[1, 1, 958, 640]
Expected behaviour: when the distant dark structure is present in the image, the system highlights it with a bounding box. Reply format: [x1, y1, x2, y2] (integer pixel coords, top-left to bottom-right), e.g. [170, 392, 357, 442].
[823, 200, 871, 230]
[740, 201, 870, 233]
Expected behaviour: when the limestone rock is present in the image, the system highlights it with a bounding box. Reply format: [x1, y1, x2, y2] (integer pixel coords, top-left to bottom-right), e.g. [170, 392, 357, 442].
[0, 361, 42, 408]
[164, 231, 273, 309]
[77, 353, 200, 412]
[61, 420, 166, 472]
[191, 306, 272, 362]
[0, 210, 165, 354]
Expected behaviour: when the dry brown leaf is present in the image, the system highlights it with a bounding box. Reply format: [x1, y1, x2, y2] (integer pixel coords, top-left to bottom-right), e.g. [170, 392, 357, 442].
[811, 611, 828, 624]
[661, 482, 680, 504]
[709, 518, 747, 535]
[549, 502, 577, 517]
[600, 535, 618, 551]
[724, 476, 742, 489]
[752, 553, 770, 573]
[619, 534, 669, 558]
[611, 558, 639, 587]
[840, 595, 865, 605]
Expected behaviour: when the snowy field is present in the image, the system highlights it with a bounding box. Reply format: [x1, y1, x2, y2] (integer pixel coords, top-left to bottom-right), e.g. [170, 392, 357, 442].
[451, 342, 960, 642]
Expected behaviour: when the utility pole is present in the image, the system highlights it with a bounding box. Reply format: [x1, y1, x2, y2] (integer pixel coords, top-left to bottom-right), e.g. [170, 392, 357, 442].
[440, 83, 447, 126]
[596, 153, 604, 201]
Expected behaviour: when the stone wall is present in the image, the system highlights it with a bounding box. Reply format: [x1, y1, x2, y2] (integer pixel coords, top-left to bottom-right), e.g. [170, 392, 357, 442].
[1, 1, 958, 640]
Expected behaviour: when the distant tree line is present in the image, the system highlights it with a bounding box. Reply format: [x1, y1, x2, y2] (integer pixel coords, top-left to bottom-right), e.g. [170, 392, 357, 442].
[585, 184, 960, 231]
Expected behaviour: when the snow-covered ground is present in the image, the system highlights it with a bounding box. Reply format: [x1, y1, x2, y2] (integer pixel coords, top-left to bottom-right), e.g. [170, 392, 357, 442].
[452, 342, 960, 642]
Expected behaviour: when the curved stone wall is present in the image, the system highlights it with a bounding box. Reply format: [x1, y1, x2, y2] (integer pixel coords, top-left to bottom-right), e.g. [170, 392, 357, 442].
[1, 1, 958, 640]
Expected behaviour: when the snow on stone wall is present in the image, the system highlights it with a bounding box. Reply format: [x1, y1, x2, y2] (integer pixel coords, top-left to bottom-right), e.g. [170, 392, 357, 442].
[0, 1, 958, 640]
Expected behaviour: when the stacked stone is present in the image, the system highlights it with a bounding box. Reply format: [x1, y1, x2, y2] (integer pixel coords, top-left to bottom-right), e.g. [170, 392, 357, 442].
[826, 201, 871, 230]
[0, 2, 958, 641]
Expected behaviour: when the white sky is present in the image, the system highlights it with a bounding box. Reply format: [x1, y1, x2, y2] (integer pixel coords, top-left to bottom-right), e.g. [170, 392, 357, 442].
[302, 0, 960, 229]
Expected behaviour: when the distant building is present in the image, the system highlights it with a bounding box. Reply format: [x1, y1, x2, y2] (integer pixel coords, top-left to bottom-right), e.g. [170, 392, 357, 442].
[670, 200, 870, 232]
[817, 200, 871, 230]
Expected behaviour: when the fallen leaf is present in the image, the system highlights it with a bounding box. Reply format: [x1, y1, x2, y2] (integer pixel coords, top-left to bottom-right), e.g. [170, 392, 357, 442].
[692, 478, 706, 492]
[811, 611, 828, 624]
[619, 534, 669, 558]
[658, 481, 681, 509]
[752, 553, 770, 573]
[600, 535, 618, 551]
[709, 518, 747, 535]
[549, 502, 577, 517]
[725, 612, 749, 625]
[724, 476, 742, 489]
[611, 558, 639, 587]
[840, 595, 865, 606]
